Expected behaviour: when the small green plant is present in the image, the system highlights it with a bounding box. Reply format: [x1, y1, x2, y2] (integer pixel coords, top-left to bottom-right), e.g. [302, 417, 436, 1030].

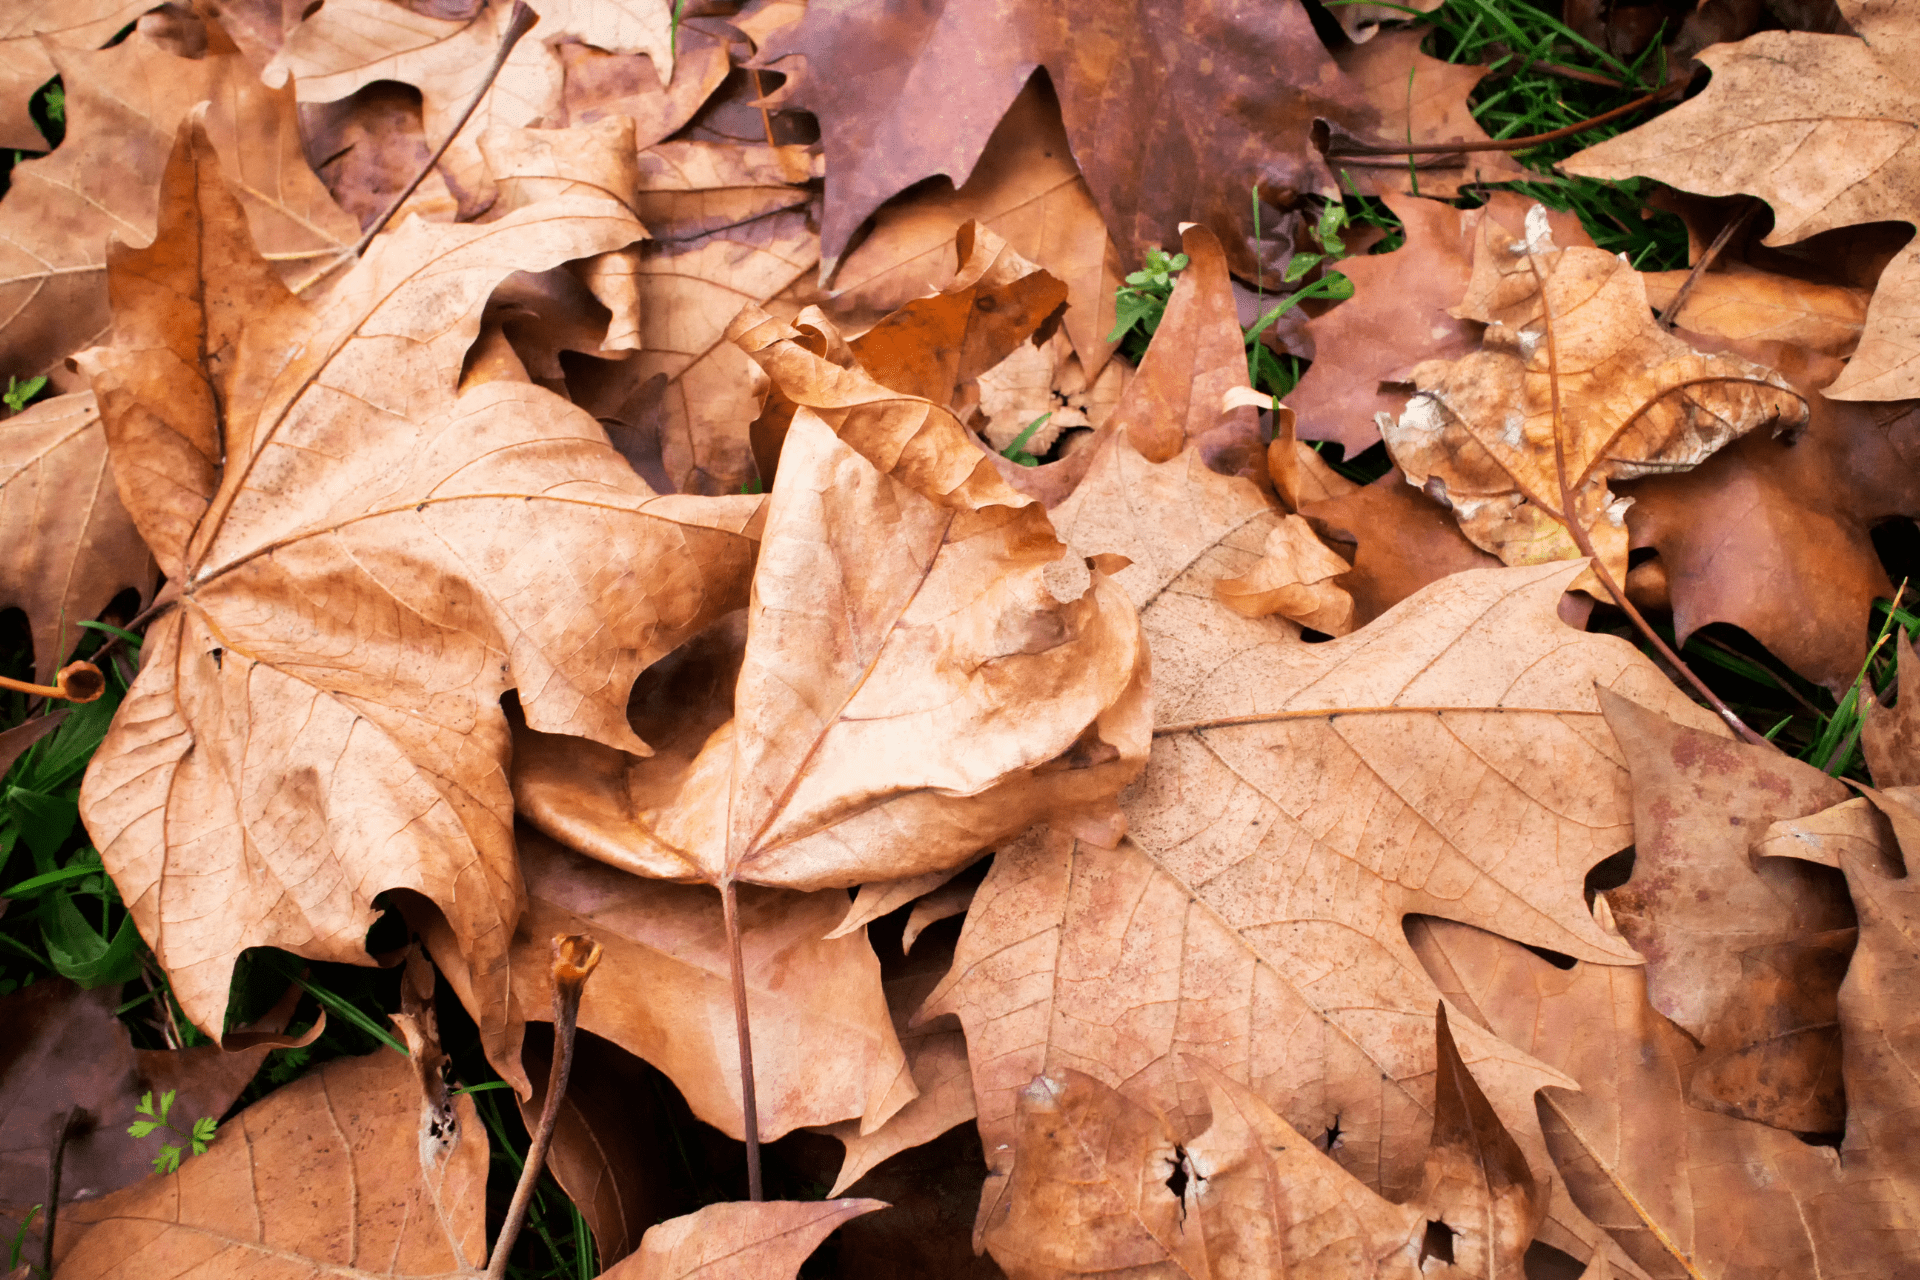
[127, 1090, 217, 1173]
[8, 1205, 38, 1271]
[1000, 412, 1052, 467]
[40, 84, 62, 125]
[1107, 247, 1189, 348]
[3, 375, 46, 413]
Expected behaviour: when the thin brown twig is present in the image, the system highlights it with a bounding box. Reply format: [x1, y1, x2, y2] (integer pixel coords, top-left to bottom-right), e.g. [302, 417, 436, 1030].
[485, 934, 601, 1280]
[289, 1, 540, 297]
[720, 880, 764, 1201]
[748, 67, 777, 149]
[1324, 78, 1686, 158]
[1531, 254, 1772, 747]
[1657, 200, 1761, 330]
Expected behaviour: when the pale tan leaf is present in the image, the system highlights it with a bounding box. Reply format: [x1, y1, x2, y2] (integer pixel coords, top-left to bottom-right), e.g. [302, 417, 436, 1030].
[608, 1200, 885, 1280]
[0, 392, 153, 684]
[0, 0, 151, 151]
[1212, 513, 1355, 636]
[53, 1050, 488, 1278]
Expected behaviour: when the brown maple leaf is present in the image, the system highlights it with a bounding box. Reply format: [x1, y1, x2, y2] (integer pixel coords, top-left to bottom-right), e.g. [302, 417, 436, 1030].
[1379, 205, 1805, 588]
[0, 392, 152, 685]
[764, 0, 1376, 281]
[0, 19, 359, 387]
[54, 1048, 489, 1278]
[74, 119, 760, 1086]
[1564, 1, 1920, 401]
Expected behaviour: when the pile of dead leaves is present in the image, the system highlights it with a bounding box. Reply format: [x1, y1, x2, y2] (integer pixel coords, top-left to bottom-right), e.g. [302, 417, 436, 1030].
[5, 0, 1920, 1276]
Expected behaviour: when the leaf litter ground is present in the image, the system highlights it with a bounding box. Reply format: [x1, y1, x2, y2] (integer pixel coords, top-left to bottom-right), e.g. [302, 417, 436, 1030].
[6, 0, 1920, 1277]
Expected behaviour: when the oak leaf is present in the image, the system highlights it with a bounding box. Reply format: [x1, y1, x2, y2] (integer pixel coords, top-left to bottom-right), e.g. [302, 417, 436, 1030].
[1380, 206, 1805, 588]
[765, 0, 1376, 280]
[935, 432, 1728, 1256]
[605, 1199, 886, 1279]
[0, 22, 359, 385]
[52, 1048, 489, 1278]
[513, 309, 1149, 892]
[0, 0, 151, 150]
[73, 119, 759, 1086]
[0, 392, 152, 685]
[1563, 1, 1920, 400]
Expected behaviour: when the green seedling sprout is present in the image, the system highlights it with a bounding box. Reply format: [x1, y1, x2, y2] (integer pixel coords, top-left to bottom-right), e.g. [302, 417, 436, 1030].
[3, 376, 46, 413]
[1001, 412, 1053, 467]
[127, 1089, 217, 1173]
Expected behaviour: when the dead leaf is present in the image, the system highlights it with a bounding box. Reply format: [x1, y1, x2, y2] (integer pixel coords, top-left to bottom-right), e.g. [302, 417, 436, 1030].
[1332, 29, 1531, 200]
[1382, 205, 1805, 588]
[419, 825, 911, 1142]
[606, 1199, 886, 1279]
[1865, 632, 1920, 786]
[0, 711, 67, 782]
[1641, 265, 1869, 357]
[73, 118, 759, 1087]
[53, 1048, 489, 1278]
[1299, 466, 1505, 629]
[1598, 690, 1855, 1131]
[515, 309, 1149, 891]
[0, 392, 152, 685]
[557, 18, 733, 146]
[1287, 192, 1592, 457]
[267, 0, 677, 211]
[631, 140, 819, 241]
[1619, 343, 1920, 691]
[977, 1009, 1544, 1278]
[0, 25, 359, 386]
[0, 0, 152, 151]
[973, 330, 1128, 458]
[1212, 512, 1356, 636]
[765, 0, 1375, 281]
[300, 81, 461, 231]
[1564, 4, 1920, 400]
[825, 80, 1125, 380]
[935, 437, 1727, 1253]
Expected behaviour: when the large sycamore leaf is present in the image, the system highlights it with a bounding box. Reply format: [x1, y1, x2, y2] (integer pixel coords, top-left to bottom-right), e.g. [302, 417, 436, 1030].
[766, 0, 1375, 278]
[74, 120, 759, 1085]
[1414, 812, 1920, 1280]
[513, 308, 1148, 892]
[0, 392, 152, 685]
[0, 24, 359, 384]
[1563, 1, 1920, 401]
[53, 1049, 489, 1278]
[930, 429, 1729, 1260]
[978, 1012, 1543, 1278]
[1379, 206, 1805, 588]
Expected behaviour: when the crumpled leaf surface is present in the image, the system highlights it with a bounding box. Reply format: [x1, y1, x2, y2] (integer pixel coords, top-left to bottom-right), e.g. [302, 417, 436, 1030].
[1563, 1, 1920, 401]
[1382, 206, 1805, 587]
[52, 1048, 489, 1278]
[0, 392, 151, 684]
[515, 309, 1149, 890]
[605, 1199, 886, 1279]
[766, 0, 1375, 279]
[73, 119, 759, 1086]
[937, 431, 1729, 1258]
[0, 24, 359, 385]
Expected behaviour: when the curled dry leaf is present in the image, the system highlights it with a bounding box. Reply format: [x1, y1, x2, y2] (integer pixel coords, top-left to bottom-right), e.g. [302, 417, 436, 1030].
[419, 826, 910, 1142]
[937, 433, 1727, 1257]
[825, 80, 1125, 379]
[53, 1049, 489, 1278]
[1287, 191, 1591, 456]
[1619, 342, 1920, 691]
[1382, 206, 1806, 589]
[0, 0, 151, 150]
[1563, 2, 1920, 400]
[768, 0, 1374, 281]
[0, 392, 152, 685]
[606, 1199, 887, 1280]
[979, 1010, 1542, 1278]
[515, 308, 1148, 891]
[974, 330, 1128, 457]
[73, 118, 759, 1088]
[266, 0, 676, 211]
[557, 17, 734, 147]
[0, 24, 359, 386]
[1212, 512, 1356, 636]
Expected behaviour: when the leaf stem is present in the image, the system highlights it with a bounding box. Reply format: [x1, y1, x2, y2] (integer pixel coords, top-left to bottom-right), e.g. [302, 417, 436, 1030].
[290, 1, 540, 296]
[721, 880, 765, 1201]
[1656, 200, 1760, 330]
[0, 662, 103, 704]
[1324, 78, 1686, 158]
[1531, 252, 1770, 746]
[486, 934, 601, 1280]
